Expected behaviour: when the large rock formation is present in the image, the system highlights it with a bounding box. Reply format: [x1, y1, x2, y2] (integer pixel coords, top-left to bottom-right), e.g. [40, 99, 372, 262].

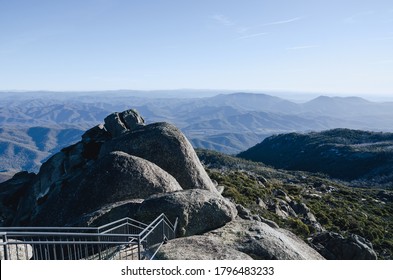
[5, 109, 214, 226]
[99, 122, 216, 192]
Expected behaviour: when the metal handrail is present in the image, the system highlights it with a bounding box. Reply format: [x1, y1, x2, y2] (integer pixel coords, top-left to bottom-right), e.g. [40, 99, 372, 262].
[1, 218, 148, 233]
[0, 226, 95, 231]
[1, 232, 134, 237]
[0, 213, 177, 260]
[97, 217, 148, 232]
[139, 214, 166, 238]
[139, 213, 176, 239]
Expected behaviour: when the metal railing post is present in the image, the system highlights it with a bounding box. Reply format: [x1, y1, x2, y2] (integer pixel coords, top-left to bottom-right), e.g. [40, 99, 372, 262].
[2, 233, 9, 260]
[97, 228, 102, 260]
[173, 217, 178, 238]
[162, 219, 165, 240]
[137, 236, 141, 260]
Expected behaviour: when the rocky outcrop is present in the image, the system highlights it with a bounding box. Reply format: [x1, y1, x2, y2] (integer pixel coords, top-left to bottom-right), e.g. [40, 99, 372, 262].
[289, 201, 323, 233]
[236, 204, 279, 228]
[205, 218, 325, 260]
[7, 109, 216, 226]
[99, 122, 216, 193]
[270, 198, 297, 218]
[137, 189, 237, 237]
[155, 235, 253, 260]
[103, 109, 145, 138]
[268, 190, 323, 233]
[30, 152, 182, 226]
[310, 232, 377, 260]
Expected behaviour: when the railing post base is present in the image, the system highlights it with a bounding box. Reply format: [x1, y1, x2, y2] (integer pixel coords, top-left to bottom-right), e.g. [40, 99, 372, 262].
[2, 233, 9, 260]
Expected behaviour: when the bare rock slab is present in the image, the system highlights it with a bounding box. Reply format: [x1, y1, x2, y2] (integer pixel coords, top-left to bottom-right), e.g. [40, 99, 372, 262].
[206, 218, 325, 260]
[155, 235, 253, 260]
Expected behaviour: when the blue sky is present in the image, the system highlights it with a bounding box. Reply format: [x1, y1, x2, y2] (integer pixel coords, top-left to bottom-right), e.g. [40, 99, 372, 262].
[0, 0, 392, 96]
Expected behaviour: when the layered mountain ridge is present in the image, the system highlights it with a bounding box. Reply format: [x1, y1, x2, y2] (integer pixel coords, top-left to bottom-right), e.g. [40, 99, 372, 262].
[2, 91, 393, 176]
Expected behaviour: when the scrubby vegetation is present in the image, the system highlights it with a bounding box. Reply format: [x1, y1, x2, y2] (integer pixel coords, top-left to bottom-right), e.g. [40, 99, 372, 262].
[197, 149, 393, 259]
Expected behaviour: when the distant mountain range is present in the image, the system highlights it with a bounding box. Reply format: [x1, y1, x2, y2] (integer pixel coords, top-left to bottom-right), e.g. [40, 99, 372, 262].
[0, 126, 83, 173]
[1, 90, 393, 177]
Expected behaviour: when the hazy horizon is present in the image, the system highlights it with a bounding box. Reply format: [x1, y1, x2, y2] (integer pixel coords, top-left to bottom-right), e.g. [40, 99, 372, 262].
[1, 88, 393, 102]
[1, 0, 392, 97]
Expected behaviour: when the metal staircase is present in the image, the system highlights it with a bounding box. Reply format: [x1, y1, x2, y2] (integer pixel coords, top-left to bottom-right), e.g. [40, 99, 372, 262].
[0, 213, 177, 260]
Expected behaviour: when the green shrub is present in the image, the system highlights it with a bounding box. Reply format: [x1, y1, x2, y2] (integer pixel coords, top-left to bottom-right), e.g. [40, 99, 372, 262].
[286, 218, 310, 238]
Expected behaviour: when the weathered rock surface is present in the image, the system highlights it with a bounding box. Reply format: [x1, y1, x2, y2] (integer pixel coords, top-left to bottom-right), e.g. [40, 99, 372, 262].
[81, 123, 110, 144]
[310, 231, 377, 260]
[103, 109, 145, 138]
[155, 235, 253, 260]
[80, 151, 182, 200]
[236, 204, 279, 228]
[0, 171, 36, 226]
[99, 122, 217, 193]
[121, 109, 145, 130]
[12, 141, 88, 226]
[236, 204, 253, 219]
[137, 189, 237, 237]
[206, 218, 325, 260]
[31, 151, 182, 226]
[271, 198, 297, 218]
